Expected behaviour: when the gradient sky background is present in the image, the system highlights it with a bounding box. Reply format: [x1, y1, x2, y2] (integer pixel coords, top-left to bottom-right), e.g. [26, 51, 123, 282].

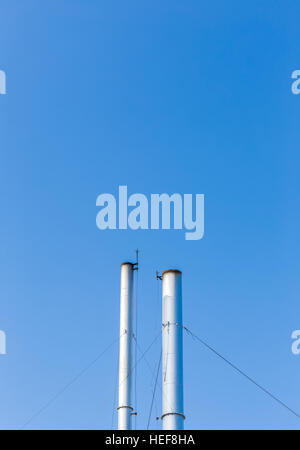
[1, 0, 300, 430]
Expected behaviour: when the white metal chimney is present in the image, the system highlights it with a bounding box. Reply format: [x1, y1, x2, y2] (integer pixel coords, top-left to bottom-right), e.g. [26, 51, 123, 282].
[161, 269, 185, 430]
[117, 262, 134, 430]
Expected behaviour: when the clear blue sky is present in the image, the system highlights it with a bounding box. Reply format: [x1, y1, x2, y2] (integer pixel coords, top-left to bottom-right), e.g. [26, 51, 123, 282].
[1, 0, 300, 430]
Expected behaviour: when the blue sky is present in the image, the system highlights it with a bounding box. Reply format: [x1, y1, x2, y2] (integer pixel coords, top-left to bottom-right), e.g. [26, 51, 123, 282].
[1, 0, 300, 429]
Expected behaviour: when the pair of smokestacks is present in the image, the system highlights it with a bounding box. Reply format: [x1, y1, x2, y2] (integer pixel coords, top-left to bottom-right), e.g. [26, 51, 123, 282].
[117, 262, 184, 430]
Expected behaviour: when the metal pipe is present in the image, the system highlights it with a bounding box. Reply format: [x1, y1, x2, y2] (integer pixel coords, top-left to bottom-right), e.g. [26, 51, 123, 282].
[118, 262, 134, 430]
[162, 269, 184, 430]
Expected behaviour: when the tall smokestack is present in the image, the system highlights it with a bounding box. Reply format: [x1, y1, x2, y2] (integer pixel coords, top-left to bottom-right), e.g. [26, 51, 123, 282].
[161, 269, 184, 430]
[117, 262, 134, 430]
